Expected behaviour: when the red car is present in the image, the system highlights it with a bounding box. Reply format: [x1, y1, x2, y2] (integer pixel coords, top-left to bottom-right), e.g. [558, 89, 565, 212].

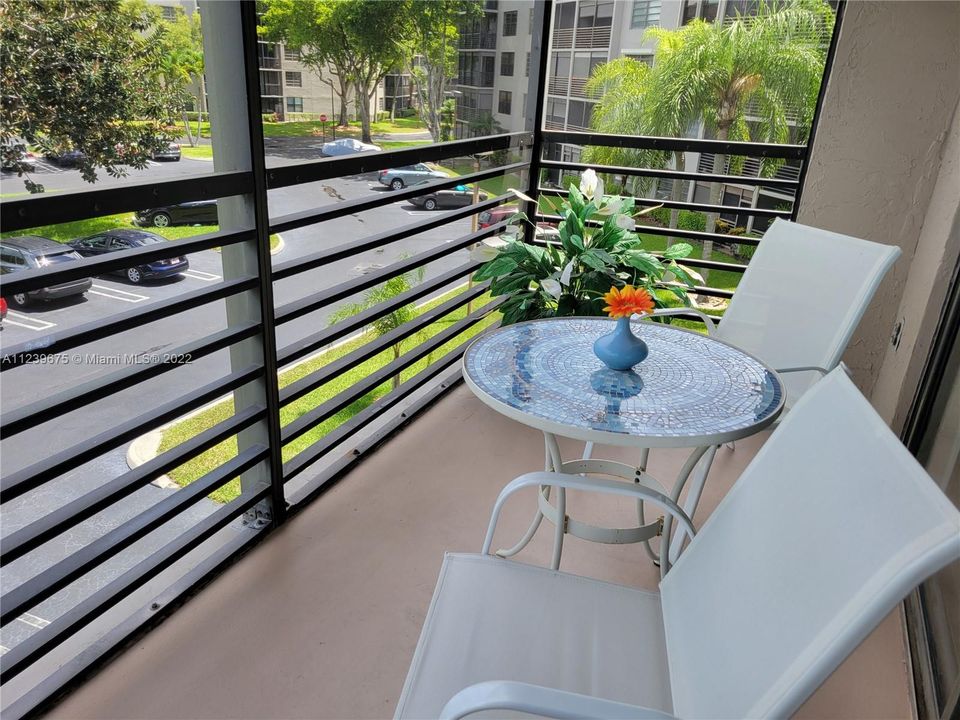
[0, 296, 7, 329]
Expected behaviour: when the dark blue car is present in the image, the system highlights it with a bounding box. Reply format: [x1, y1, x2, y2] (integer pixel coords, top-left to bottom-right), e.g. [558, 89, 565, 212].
[70, 229, 189, 284]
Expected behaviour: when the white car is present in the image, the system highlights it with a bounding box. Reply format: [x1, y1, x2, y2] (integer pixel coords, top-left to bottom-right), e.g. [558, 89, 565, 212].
[321, 138, 382, 157]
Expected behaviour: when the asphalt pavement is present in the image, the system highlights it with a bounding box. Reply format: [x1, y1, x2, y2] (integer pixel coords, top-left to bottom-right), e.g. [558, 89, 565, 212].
[0, 145, 480, 664]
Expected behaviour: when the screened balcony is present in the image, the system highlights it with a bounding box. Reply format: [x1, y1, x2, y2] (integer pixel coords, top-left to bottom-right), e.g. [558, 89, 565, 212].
[1, 1, 958, 718]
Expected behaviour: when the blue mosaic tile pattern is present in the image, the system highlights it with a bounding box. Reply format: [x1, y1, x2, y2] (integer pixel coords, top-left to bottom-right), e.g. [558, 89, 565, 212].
[464, 318, 783, 440]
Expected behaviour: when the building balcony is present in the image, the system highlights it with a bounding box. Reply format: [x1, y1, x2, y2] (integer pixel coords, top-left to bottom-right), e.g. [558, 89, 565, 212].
[457, 72, 495, 88]
[35, 386, 913, 720]
[458, 32, 498, 50]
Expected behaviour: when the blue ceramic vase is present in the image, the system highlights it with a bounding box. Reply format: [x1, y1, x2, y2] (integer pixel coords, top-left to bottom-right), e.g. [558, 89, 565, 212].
[593, 317, 649, 371]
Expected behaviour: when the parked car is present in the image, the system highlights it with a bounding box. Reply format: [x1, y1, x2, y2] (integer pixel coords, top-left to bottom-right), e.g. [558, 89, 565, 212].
[70, 229, 188, 284]
[0, 296, 7, 329]
[45, 148, 85, 167]
[152, 142, 182, 161]
[478, 204, 519, 228]
[0, 236, 92, 308]
[409, 183, 490, 211]
[378, 163, 447, 190]
[320, 138, 381, 157]
[134, 200, 218, 228]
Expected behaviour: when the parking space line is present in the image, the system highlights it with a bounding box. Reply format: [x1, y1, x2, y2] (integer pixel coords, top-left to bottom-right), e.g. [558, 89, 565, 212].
[181, 269, 222, 282]
[17, 613, 50, 629]
[4, 312, 56, 331]
[89, 284, 149, 303]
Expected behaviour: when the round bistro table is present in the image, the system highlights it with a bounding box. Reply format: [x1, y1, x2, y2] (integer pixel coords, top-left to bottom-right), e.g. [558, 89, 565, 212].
[462, 316, 784, 570]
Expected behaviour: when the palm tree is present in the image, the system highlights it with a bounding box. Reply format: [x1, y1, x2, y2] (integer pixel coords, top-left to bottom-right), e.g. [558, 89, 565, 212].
[586, 0, 833, 274]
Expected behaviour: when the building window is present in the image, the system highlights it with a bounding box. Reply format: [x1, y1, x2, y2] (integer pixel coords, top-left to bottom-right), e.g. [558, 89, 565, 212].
[500, 52, 514, 77]
[284, 47, 301, 61]
[551, 51, 571, 80]
[572, 51, 606, 80]
[160, 5, 178, 21]
[626, 53, 654, 66]
[682, 0, 699, 24]
[285, 71, 302, 88]
[556, 2, 576, 29]
[286, 97, 303, 113]
[578, 0, 614, 28]
[546, 97, 567, 126]
[503, 10, 517, 36]
[631, 0, 661, 28]
[526, 52, 530, 77]
[567, 99, 594, 129]
[498, 90, 512, 114]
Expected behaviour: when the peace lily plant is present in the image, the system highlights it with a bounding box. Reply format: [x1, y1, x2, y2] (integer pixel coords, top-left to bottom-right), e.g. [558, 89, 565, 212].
[472, 169, 701, 325]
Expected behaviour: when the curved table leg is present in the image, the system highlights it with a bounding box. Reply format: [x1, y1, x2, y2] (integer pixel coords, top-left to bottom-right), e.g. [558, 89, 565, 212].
[659, 444, 713, 580]
[495, 433, 558, 559]
[633, 448, 661, 564]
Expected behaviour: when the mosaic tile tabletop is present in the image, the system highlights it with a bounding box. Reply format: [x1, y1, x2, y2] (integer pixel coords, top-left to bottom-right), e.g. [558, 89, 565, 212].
[463, 317, 783, 443]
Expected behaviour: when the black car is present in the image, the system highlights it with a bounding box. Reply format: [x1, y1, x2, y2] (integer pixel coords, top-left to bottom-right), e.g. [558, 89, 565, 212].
[70, 229, 189, 284]
[45, 149, 85, 167]
[134, 200, 218, 228]
[409, 183, 490, 211]
[0, 236, 92, 308]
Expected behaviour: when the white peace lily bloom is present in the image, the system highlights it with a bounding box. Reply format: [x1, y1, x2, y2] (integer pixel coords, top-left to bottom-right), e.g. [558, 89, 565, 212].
[541, 278, 563, 299]
[595, 197, 622, 216]
[616, 214, 636, 231]
[507, 188, 538, 204]
[579, 168, 599, 200]
[559, 260, 574, 287]
[469, 234, 509, 262]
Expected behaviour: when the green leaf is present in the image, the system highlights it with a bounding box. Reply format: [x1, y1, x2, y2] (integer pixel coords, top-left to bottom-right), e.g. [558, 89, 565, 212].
[568, 184, 585, 215]
[662, 242, 693, 259]
[623, 250, 663, 276]
[580, 250, 609, 271]
[473, 254, 518, 281]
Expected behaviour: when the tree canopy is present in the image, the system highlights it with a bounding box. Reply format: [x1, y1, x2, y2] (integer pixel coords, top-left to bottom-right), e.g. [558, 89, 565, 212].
[259, 0, 411, 142]
[584, 0, 833, 267]
[0, 0, 183, 192]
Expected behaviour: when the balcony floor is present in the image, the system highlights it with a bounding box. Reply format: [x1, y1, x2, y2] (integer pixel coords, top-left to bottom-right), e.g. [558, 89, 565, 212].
[48, 384, 913, 719]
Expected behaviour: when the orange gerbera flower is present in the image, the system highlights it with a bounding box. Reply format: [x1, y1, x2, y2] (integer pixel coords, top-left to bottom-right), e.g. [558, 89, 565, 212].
[602, 285, 655, 319]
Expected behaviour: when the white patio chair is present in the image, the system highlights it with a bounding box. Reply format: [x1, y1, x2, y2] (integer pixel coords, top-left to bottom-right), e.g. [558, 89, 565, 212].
[630, 218, 902, 562]
[395, 368, 960, 719]
[649, 217, 901, 410]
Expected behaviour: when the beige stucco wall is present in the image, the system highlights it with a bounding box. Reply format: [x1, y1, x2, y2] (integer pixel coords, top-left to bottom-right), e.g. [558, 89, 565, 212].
[797, 0, 960, 427]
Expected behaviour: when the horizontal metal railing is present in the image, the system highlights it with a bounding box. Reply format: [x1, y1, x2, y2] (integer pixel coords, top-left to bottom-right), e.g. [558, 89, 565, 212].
[0, 132, 528, 700]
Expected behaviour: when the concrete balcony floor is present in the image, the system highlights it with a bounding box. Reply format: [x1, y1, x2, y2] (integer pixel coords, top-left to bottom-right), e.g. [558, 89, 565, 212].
[48, 384, 913, 719]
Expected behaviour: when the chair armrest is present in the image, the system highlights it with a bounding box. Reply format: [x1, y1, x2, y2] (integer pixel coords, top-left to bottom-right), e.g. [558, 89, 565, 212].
[775, 365, 830, 376]
[482, 471, 696, 575]
[440, 681, 678, 720]
[643, 308, 718, 334]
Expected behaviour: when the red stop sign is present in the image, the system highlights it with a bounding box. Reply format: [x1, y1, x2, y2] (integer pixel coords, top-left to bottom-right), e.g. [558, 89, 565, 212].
[320, 114, 328, 122]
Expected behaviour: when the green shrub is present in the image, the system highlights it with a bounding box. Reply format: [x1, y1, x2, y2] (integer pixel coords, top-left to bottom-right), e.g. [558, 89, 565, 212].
[398, 107, 418, 118]
[648, 206, 671, 226]
[677, 210, 706, 232]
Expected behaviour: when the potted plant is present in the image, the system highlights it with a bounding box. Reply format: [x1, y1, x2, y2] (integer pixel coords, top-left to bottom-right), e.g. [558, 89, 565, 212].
[472, 169, 701, 325]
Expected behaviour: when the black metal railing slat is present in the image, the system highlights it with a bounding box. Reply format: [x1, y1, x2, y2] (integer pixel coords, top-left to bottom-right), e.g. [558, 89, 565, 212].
[0, 322, 260, 438]
[0, 487, 270, 683]
[0, 365, 263, 504]
[0, 277, 258, 370]
[0, 405, 266, 565]
[0, 444, 268, 627]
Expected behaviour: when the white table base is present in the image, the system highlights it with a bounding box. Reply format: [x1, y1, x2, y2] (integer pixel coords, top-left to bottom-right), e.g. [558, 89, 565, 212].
[496, 433, 718, 570]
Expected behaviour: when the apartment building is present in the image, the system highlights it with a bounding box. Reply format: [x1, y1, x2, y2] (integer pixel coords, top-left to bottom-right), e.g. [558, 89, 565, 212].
[152, 0, 385, 122]
[457, 0, 823, 233]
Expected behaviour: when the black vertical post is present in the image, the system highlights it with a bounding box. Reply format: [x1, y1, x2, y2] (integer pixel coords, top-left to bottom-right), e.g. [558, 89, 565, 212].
[239, 1, 287, 526]
[791, 0, 846, 221]
[522, 0, 553, 240]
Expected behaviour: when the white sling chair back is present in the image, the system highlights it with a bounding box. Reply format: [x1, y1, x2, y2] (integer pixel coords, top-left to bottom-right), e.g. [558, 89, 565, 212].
[395, 369, 960, 719]
[654, 218, 900, 408]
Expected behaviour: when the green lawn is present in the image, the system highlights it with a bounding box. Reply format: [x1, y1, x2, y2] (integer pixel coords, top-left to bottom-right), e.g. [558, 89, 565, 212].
[158, 286, 498, 503]
[180, 144, 213, 160]
[187, 118, 427, 141]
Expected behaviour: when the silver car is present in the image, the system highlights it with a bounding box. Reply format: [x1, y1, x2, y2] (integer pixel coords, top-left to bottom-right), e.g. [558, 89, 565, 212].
[378, 163, 448, 190]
